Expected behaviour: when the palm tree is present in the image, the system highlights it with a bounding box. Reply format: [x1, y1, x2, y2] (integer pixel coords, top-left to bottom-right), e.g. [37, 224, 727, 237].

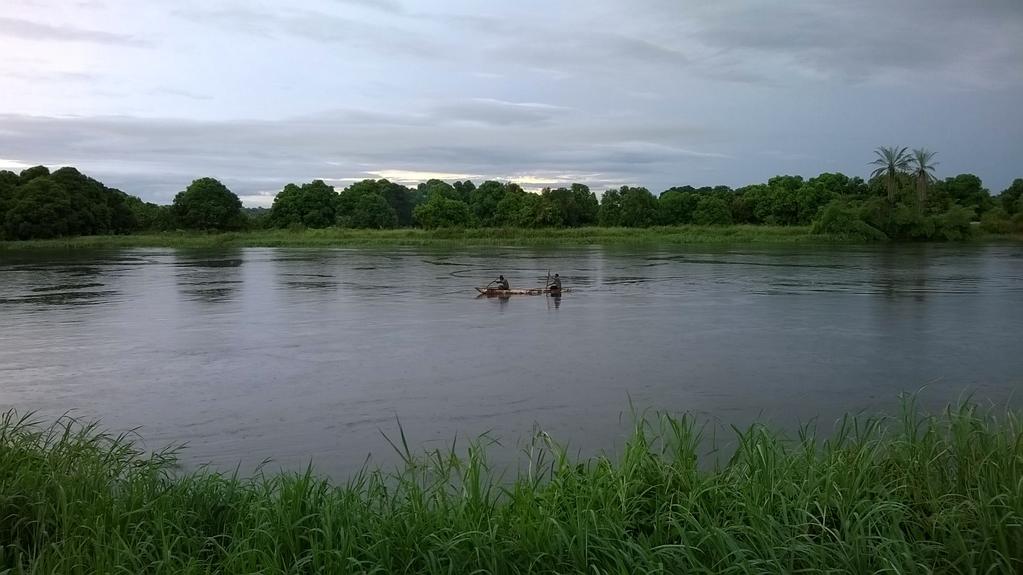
[870, 146, 912, 203]
[909, 148, 938, 209]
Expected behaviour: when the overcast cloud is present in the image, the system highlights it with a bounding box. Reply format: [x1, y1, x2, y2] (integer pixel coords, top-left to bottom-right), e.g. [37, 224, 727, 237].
[1, 0, 1020, 205]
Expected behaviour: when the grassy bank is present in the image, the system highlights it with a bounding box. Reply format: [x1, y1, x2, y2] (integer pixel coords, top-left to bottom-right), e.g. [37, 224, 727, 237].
[0, 225, 860, 250]
[1, 402, 1021, 573]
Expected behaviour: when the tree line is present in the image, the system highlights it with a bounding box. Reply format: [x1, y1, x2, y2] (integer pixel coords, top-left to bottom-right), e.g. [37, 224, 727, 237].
[2, 148, 1021, 241]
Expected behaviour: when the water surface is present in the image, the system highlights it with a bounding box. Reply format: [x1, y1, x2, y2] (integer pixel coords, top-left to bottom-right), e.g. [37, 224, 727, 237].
[1, 244, 1021, 475]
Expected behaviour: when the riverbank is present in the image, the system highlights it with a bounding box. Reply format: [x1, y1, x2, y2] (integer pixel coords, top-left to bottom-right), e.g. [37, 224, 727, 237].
[1, 402, 1020, 573]
[4, 226, 1021, 250]
[0, 225, 871, 249]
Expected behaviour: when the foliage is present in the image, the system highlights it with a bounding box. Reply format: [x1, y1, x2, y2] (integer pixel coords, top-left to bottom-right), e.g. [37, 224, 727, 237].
[1, 166, 138, 240]
[267, 180, 338, 229]
[172, 178, 244, 231]
[909, 148, 938, 208]
[413, 195, 472, 229]
[998, 178, 1023, 215]
[469, 181, 517, 226]
[811, 200, 887, 240]
[2, 178, 74, 240]
[2, 401, 1022, 573]
[979, 208, 1015, 234]
[599, 186, 658, 227]
[124, 196, 174, 232]
[336, 179, 413, 227]
[934, 174, 993, 216]
[657, 189, 700, 225]
[691, 195, 733, 225]
[349, 193, 397, 229]
[541, 184, 599, 227]
[0, 151, 1016, 241]
[870, 146, 913, 203]
[415, 179, 459, 205]
[17, 165, 50, 184]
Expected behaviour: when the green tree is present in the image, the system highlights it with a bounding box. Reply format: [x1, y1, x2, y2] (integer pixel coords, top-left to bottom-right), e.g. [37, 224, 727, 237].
[935, 174, 992, 216]
[452, 180, 476, 204]
[350, 193, 398, 229]
[336, 181, 397, 228]
[909, 149, 938, 209]
[18, 165, 50, 184]
[376, 180, 414, 226]
[171, 177, 243, 231]
[598, 188, 622, 226]
[494, 189, 539, 227]
[870, 146, 912, 203]
[998, 179, 1023, 215]
[806, 172, 868, 198]
[125, 196, 174, 231]
[413, 195, 472, 229]
[50, 167, 136, 235]
[570, 183, 599, 226]
[617, 187, 658, 227]
[469, 181, 523, 226]
[3, 177, 73, 239]
[658, 189, 699, 224]
[692, 195, 733, 225]
[0, 170, 18, 237]
[268, 180, 338, 228]
[415, 180, 458, 206]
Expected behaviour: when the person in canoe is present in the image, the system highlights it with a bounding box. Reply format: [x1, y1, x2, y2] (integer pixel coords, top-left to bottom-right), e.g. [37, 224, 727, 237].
[493, 275, 510, 290]
[547, 273, 562, 291]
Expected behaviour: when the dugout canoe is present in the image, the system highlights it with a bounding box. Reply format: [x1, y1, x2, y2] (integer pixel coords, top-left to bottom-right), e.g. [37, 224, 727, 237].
[475, 287, 569, 297]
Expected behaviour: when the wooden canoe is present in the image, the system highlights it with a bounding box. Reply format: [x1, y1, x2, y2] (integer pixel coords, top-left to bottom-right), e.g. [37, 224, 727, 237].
[475, 287, 569, 297]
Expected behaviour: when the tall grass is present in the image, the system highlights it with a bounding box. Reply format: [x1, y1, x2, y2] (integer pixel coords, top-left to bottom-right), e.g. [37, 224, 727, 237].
[1, 400, 1021, 573]
[0, 225, 840, 250]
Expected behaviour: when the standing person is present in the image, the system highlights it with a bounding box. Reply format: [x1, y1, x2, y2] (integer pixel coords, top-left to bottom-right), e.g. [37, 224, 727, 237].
[548, 273, 562, 290]
[494, 275, 510, 290]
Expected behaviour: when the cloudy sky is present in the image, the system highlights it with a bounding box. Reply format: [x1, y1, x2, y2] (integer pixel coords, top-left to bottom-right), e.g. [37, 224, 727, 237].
[2, 0, 1021, 206]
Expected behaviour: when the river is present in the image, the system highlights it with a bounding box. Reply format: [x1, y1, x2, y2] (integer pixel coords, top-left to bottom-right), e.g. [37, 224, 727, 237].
[1, 244, 1021, 475]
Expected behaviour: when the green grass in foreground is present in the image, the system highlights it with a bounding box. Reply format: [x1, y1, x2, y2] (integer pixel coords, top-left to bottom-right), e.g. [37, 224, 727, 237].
[1, 401, 1021, 573]
[0, 225, 860, 250]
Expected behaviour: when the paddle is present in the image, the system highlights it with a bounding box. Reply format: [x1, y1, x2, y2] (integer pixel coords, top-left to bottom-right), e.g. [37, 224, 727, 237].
[544, 268, 551, 309]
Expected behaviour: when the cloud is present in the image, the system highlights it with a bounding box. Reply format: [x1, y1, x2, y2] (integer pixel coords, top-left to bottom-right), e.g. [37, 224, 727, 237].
[327, 0, 403, 13]
[171, 5, 439, 57]
[0, 16, 146, 46]
[431, 98, 573, 127]
[679, 0, 1023, 86]
[0, 108, 719, 204]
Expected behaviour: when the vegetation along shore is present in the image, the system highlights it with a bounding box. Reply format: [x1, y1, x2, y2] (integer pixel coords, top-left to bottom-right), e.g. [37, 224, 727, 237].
[2, 146, 1022, 246]
[1, 400, 1020, 573]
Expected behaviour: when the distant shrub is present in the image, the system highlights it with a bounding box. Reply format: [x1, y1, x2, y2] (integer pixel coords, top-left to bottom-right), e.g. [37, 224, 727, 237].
[979, 208, 1012, 234]
[934, 205, 974, 240]
[811, 200, 887, 240]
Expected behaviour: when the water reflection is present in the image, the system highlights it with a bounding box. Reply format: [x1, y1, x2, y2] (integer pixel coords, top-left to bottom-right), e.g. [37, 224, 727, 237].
[174, 250, 244, 303]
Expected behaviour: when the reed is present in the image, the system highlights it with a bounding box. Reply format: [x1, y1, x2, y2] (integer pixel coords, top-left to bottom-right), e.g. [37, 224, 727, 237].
[0, 225, 846, 250]
[1, 399, 1021, 573]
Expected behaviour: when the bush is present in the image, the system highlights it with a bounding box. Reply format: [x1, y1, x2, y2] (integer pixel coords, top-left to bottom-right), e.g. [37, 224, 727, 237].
[979, 208, 1013, 234]
[934, 205, 974, 240]
[810, 200, 887, 240]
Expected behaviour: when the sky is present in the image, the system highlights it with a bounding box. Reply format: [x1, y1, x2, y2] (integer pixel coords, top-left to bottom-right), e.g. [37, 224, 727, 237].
[1, 0, 1021, 207]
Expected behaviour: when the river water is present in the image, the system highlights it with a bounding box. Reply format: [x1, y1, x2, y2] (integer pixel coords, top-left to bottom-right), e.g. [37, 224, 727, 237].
[1, 244, 1021, 475]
